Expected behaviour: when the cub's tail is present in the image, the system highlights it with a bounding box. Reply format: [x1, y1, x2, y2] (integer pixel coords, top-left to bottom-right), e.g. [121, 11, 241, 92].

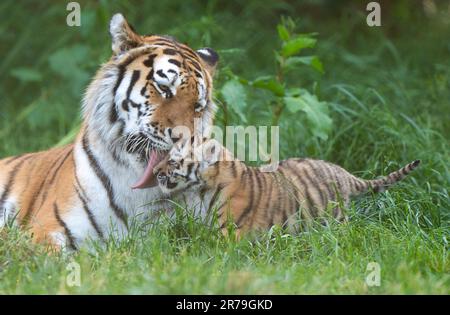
[353, 160, 421, 194]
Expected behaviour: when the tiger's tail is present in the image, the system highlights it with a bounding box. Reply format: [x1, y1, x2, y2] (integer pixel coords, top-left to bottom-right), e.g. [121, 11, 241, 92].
[352, 160, 421, 194]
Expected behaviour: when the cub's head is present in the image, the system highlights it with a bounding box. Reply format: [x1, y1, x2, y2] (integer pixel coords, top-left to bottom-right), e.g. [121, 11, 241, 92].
[83, 13, 219, 188]
[153, 137, 226, 195]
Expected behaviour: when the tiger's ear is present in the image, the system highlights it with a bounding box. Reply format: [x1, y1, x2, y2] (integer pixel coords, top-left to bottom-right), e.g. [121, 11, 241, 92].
[196, 48, 219, 76]
[200, 139, 223, 166]
[109, 13, 143, 55]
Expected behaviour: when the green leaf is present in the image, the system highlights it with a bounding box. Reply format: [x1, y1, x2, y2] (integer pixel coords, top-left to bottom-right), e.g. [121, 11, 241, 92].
[10, 68, 42, 82]
[48, 44, 90, 96]
[20, 99, 55, 129]
[281, 36, 316, 58]
[284, 92, 332, 140]
[285, 87, 305, 97]
[277, 24, 290, 41]
[284, 56, 324, 74]
[49, 44, 89, 77]
[251, 76, 285, 97]
[221, 79, 248, 123]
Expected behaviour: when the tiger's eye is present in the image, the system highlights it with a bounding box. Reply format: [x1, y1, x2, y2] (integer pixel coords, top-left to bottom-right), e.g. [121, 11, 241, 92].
[168, 160, 179, 168]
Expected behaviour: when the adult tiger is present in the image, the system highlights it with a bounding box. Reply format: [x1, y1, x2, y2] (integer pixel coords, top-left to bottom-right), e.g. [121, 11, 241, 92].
[0, 14, 219, 250]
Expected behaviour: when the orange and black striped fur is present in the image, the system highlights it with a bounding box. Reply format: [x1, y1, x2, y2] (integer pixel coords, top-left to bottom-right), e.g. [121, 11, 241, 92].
[0, 14, 219, 250]
[154, 139, 420, 236]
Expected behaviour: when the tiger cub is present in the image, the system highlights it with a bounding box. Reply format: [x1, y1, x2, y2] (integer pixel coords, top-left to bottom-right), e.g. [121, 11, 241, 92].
[153, 138, 420, 236]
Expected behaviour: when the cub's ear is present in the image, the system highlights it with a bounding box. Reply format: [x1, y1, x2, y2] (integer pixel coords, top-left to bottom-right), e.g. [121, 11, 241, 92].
[196, 48, 219, 76]
[109, 13, 143, 55]
[200, 139, 223, 166]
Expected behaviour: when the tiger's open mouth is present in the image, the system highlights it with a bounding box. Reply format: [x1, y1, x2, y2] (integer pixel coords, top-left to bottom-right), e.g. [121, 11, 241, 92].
[126, 133, 168, 189]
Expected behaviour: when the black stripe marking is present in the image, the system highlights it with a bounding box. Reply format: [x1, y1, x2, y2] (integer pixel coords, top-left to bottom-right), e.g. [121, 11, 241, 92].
[47, 147, 73, 186]
[24, 147, 73, 221]
[82, 134, 128, 227]
[74, 168, 88, 199]
[156, 69, 168, 79]
[143, 54, 157, 67]
[281, 207, 288, 228]
[332, 169, 345, 198]
[53, 202, 77, 251]
[325, 164, 340, 201]
[319, 163, 336, 201]
[250, 170, 264, 228]
[265, 173, 275, 227]
[230, 162, 238, 178]
[303, 166, 326, 211]
[163, 48, 177, 55]
[235, 168, 255, 227]
[275, 177, 286, 226]
[110, 66, 125, 124]
[140, 84, 148, 96]
[75, 186, 104, 241]
[3, 154, 25, 165]
[122, 100, 129, 111]
[153, 41, 177, 47]
[180, 48, 198, 60]
[208, 184, 224, 213]
[168, 59, 181, 67]
[189, 60, 202, 72]
[0, 156, 32, 211]
[127, 70, 141, 99]
[146, 68, 154, 81]
[286, 165, 316, 217]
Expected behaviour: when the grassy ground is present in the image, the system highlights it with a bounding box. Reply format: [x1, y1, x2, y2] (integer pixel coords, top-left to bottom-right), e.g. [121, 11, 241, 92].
[0, 1, 449, 294]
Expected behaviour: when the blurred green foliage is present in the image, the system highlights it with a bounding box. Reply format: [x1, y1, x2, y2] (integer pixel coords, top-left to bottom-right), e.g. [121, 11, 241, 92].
[221, 16, 331, 140]
[0, 0, 448, 152]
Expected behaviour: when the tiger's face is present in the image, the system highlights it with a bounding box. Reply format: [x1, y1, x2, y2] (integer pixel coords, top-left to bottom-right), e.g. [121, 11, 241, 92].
[153, 137, 200, 195]
[153, 137, 225, 195]
[83, 14, 219, 189]
[114, 44, 215, 153]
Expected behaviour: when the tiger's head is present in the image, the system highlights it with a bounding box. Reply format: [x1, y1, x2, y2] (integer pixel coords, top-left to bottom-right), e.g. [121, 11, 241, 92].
[153, 137, 228, 195]
[82, 14, 219, 188]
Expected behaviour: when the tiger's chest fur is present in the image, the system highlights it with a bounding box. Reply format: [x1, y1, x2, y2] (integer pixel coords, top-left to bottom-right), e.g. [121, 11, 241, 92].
[0, 131, 169, 250]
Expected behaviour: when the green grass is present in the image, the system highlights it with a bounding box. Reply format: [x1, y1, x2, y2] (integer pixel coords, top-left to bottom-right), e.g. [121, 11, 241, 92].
[1, 205, 448, 294]
[0, 1, 449, 294]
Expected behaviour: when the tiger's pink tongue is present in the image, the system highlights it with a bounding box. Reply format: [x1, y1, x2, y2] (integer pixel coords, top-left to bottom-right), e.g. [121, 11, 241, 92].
[131, 150, 161, 189]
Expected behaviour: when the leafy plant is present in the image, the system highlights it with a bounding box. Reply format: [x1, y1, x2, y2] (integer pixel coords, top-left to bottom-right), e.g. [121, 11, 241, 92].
[220, 17, 332, 140]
